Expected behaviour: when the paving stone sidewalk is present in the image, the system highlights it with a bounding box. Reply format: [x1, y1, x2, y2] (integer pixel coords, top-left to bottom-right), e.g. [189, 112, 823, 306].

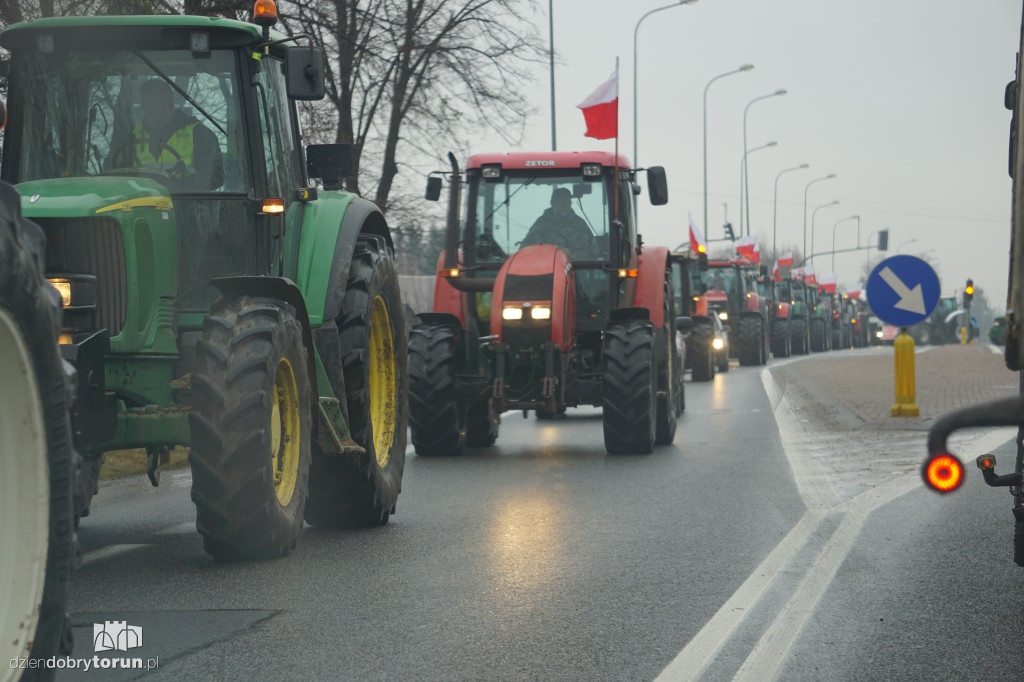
[780, 344, 1019, 427]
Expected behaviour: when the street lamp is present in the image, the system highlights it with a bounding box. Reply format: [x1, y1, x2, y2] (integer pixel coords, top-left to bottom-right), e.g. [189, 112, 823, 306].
[772, 163, 809, 258]
[897, 238, 917, 253]
[832, 215, 859, 270]
[740, 142, 777, 239]
[742, 89, 787, 236]
[703, 63, 753, 237]
[802, 173, 836, 261]
[809, 199, 840, 266]
[633, 0, 699, 167]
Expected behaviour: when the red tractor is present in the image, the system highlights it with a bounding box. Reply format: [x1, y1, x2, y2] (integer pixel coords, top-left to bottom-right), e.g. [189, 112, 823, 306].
[408, 152, 689, 455]
[699, 258, 769, 366]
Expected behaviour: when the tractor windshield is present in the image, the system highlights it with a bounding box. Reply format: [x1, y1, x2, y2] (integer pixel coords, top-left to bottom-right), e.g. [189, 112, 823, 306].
[469, 173, 610, 265]
[5, 48, 249, 192]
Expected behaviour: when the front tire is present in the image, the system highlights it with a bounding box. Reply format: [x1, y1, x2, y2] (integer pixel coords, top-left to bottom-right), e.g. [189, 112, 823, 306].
[771, 319, 791, 358]
[0, 197, 75, 676]
[791, 318, 809, 355]
[602, 320, 656, 455]
[305, 237, 407, 527]
[190, 297, 312, 560]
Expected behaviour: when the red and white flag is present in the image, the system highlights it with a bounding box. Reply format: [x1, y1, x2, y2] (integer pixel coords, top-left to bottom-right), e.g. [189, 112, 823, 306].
[818, 271, 837, 293]
[577, 66, 618, 140]
[773, 252, 794, 281]
[804, 264, 816, 286]
[689, 213, 707, 254]
[735, 235, 760, 263]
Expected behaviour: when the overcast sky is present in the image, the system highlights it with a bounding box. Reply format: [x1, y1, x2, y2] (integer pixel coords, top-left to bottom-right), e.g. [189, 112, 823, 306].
[469, 0, 1021, 308]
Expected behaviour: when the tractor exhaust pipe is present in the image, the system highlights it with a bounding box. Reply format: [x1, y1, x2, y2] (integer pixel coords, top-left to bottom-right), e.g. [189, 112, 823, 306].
[441, 151, 496, 293]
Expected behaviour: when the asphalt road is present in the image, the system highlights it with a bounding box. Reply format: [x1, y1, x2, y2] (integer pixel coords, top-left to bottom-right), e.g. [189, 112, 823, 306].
[58, 352, 1024, 681]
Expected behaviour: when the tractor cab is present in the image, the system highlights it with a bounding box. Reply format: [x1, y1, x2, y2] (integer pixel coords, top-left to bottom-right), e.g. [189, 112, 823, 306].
[448, 152, 661, 329]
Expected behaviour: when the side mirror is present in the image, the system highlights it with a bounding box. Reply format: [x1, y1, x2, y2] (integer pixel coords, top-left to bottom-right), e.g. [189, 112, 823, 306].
[647, 166, 668, 206]
[286, 46, 327, 101]
[425, 176, 442, 201]
[0, 99, 6, 131]
[609, 219, 624, 267]
[1007, 80, 1016, 111]
[307, 143, 353, 191]
[675, 316, 693, 333]
[698, 252, 708, 271]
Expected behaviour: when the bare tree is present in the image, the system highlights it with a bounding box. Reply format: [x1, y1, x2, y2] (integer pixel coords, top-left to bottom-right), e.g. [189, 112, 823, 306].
[283, 0, 545, 212]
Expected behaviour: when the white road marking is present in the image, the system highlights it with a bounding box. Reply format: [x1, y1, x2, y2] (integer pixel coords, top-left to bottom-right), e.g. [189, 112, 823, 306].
[81, 543, 147, 566]
[656, 357, 1017, 682]
[988, 344, 1004, 356]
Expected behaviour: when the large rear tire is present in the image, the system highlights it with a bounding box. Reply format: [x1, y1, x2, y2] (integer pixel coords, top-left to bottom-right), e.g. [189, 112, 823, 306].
[791, 317, 809, 355]
[305, 238, 407, 527]
[688, 321, 715, 382]
[407, 323, 464, 456]
[810, 318, 826, 352]
[190, 297, 312, 559]
[737, 315, 762, 366]
[0, 194, 75, 678]
[770, 319, 791, 358]
[602, 320, 656, 455]
[655, 324, 679, 446]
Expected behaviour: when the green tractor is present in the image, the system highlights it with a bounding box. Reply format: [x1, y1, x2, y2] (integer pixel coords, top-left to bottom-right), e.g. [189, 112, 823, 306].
[0, 7, 408, 560]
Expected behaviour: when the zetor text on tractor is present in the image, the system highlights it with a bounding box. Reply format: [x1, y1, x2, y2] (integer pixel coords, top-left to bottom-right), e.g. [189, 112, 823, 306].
[0, 6, 409, 561]
[408, 152, 691, 456]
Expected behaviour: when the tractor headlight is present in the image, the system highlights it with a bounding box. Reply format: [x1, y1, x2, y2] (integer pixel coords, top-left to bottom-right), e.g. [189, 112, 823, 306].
[502, 306, 523, 320]
[712, 338, 725, 350]
[875, 330, 883, 338]
[50, 279, 72, 307]
[718, 311, 728, 321]
[530, 306, 551, 320]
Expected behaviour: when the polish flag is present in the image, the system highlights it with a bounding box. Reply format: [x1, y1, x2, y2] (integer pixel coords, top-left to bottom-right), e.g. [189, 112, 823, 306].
[735, 235, 760, 263]
[773, 252, 793, 281]
[818, 271, 838, 293]
[689, 213, 707, 254]
[577, 67, 618, 140]
[777, 251, 794, 267]
[804, 264, 816, 286]
[792, 266, 805, 281]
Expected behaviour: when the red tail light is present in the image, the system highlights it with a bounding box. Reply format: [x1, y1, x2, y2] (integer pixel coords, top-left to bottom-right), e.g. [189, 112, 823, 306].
[923, 454, 964, 493]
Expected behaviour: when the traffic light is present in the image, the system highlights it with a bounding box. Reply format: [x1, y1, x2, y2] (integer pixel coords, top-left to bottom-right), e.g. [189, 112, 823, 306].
[724, 222, 735, 240]
[877, 229, 889, 251]
[964, 278, 974, 303]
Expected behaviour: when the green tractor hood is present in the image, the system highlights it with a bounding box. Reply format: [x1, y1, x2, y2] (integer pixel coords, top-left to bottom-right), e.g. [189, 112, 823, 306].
[16, 177, 172, 219]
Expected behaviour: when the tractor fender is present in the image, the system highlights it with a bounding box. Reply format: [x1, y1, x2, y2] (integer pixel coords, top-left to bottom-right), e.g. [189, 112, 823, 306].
[633, 246, 669, 329]
[490, 244, 575, 351]
[744, 292, 762, 314]
[210, 276, 320, 412]
[295, 194, 394, 326]
[431, 252, 467, 327]
[775, 301, 791, 319]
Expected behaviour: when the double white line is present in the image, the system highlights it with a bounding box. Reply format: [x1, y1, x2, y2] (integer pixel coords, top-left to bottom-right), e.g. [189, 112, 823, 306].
[657, 365, 1013, 682]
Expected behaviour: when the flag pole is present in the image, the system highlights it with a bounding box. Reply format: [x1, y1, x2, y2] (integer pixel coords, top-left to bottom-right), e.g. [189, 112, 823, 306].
[613, 57, 620, 222]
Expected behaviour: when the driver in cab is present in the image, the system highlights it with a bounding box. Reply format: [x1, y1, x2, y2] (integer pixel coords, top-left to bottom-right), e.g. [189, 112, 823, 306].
[131, 79, 224, 191]
[521, 186, 596, 256]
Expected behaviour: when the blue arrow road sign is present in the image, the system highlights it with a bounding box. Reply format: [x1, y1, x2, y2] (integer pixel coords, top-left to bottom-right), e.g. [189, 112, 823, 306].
[865, 255, 941, 327]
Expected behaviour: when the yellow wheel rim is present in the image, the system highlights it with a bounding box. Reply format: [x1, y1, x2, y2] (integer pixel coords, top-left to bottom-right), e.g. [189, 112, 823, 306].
[270, 356, 301, 506]
[368, 295, 396, 467]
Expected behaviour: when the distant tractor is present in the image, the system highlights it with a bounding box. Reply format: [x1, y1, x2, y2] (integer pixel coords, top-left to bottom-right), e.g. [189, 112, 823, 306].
[809, 286, 834, 352]
[0, 6, 409, 560]
[678, 249, 728, 380]
[775, 277, 812, 355]
[700, 258, 769, 366]
[409, 151, 690, 455]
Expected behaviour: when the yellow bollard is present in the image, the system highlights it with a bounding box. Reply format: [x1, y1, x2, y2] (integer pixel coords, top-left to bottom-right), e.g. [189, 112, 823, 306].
[892, 328, 919, 417]
[961, 325, 967, 344]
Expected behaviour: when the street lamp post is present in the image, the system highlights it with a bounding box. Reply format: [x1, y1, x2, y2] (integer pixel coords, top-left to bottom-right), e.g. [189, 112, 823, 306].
[633, 0, 698, 167]
[742, 89, 786, 236]
[772, 163, 809, 258]
[703, 64, 753, 237]
[810, 200, 840, 266]
[897, 238, 917, 253]
[739, 141, 777, 240]
[832, 215, 860, 270]
[802, 173, 836, 261]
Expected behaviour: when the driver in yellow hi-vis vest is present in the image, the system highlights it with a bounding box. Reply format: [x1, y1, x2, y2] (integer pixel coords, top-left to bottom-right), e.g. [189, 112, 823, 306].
[133, 79, 224, 191]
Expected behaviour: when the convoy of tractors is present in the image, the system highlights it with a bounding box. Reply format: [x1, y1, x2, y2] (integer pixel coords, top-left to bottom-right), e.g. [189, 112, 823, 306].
[0, 5, 918, 677]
